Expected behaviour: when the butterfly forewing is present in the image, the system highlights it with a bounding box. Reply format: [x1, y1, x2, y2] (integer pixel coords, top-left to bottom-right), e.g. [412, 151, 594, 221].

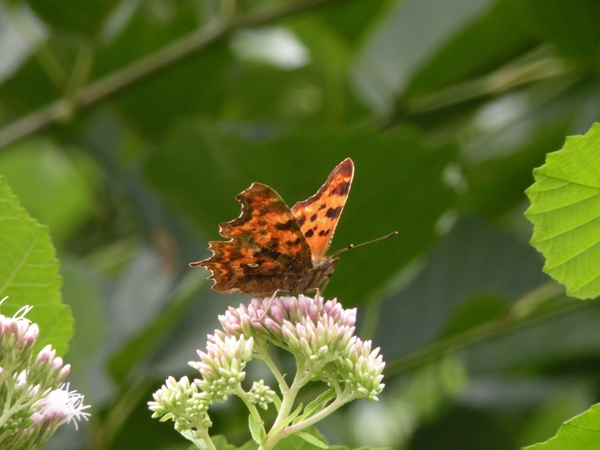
[191, 182, 314, 296]
[291, 158, 354, 260]
[219, 182, 312, 266]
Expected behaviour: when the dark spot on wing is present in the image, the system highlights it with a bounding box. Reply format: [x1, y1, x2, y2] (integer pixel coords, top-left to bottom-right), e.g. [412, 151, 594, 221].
[266, 239, 279, 249]
[274, 220, 295, 231]
[253, 247, 285, 263]
[286, 237, 302, 246]
[305, 229, 314, 238]
[297, 215, 306, 227]
[310, 213, 318, 222]
[318, 229, 330, 237]
[330, 181, 350, 196]
[325, 206, 342, 219]
[319, 204, 326, 210]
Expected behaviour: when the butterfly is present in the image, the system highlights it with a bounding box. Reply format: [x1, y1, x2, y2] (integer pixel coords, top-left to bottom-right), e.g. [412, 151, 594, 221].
[190, 158, 356, 297]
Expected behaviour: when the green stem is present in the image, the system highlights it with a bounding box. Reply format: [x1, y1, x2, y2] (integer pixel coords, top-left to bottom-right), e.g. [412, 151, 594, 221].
[281, 391, 354, 437]
[0, 0, 346, 149]
[254, 344, 289, 393]
[264, 358, 319, 449]
[0, 380, 15, 429]
[202, 434, 218, 450]
[6, 5, 68, 90]
[270, 362, 305, 431]
[385, 282, 583, 376]
[401, 48, 573, 116]
[234, 385, 263, 425]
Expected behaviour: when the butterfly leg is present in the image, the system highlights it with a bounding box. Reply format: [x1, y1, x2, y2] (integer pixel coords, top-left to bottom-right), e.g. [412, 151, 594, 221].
[317, 274, 332, 297]
[257, 289, 280, 320]
[313, 287, 322, 302]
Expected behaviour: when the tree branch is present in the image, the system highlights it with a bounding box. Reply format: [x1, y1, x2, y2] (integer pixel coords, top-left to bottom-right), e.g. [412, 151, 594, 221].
[0, 0, 344, 149]
[384, 282, 589, 376]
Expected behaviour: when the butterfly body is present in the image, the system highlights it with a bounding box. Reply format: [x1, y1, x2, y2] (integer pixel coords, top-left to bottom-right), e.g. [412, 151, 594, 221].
[191, 158, 354, 297]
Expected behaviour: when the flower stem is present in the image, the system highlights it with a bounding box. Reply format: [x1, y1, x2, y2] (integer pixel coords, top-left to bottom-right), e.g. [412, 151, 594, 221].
[234, 385, 263, 425]
[254, 345, 289, 393]
[282, 391, 354, 437]
[266, 359, 315, 448]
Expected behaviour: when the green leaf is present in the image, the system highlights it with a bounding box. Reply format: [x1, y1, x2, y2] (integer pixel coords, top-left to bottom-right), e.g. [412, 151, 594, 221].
[524, 403, 600, 450]
[248, 414, 266, 445]
[407, 0, 530, 95]
[212, 435, 244, 450]
[525, 123, 600, 299]
[293, 389, 336, 425]
[206, 435, 258, 450]
[273, 427, 330, 450]
[0, 139, 98, 247]
[527, 0, 600, 58]
[438, 293, 506, 339]
[295, 432, 328, 449]
[26, 0, 119, 36]
[145, 122, 457, 305]
[0, 176, 72, 355]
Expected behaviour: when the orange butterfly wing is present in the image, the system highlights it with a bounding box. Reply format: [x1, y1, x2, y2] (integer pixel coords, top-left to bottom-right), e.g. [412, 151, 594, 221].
[191, 159, 354, 297]
[291, 158, 354, 260]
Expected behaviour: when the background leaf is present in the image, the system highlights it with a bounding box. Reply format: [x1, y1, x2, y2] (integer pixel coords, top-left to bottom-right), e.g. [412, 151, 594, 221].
[145, 123, 457, 305]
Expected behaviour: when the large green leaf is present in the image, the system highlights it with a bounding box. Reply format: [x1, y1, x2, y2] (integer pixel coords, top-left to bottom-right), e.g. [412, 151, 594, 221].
[406, 0, 532, 95]
[145, 122, 457, 305]
[377, 215, 548, 359]
[93, 2, 230, 137]
[351, 0, 498, 112]
[524, 403, 600, 450]
[525, 123, 600, 299]
[527, 0, 600, 58]
[0, 176, 72, 355]
[0, 139, 98, 247]
[25, 0, 119, 36]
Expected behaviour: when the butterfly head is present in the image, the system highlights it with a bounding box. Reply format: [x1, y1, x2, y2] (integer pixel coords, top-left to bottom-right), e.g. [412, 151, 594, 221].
[313, 256, 339, 290]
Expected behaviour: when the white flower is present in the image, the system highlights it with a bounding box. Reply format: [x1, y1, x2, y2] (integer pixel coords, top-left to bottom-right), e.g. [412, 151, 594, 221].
[37, 383, 91, 430]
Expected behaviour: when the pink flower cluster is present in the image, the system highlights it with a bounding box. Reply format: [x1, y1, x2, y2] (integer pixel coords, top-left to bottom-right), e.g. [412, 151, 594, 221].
[0, 304, 90, 449]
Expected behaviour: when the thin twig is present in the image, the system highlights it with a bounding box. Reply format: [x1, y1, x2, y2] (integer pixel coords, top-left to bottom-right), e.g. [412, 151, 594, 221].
[384, 282, 589, 376]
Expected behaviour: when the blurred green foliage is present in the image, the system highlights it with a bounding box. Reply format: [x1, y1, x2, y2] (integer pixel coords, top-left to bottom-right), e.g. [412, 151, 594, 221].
[1, 0, 600, 449]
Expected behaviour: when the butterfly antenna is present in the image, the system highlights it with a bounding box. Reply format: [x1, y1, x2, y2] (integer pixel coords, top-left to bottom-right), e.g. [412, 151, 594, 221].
[330, 231, 398, 257]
